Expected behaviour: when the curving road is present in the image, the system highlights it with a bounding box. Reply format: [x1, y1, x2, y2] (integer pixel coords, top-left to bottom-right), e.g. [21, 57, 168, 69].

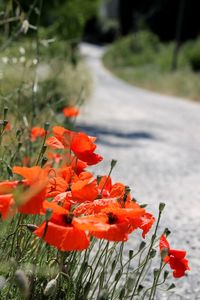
[79, 43, 200, 299]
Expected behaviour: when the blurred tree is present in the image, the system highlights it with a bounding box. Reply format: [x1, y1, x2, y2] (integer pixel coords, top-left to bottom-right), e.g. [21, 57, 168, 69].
[118, 0, 200, 41]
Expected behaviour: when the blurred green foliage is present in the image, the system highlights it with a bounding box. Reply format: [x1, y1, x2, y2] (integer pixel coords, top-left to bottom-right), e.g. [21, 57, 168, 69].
[103, 31, 200, 101]
[183, 38, 200, 72]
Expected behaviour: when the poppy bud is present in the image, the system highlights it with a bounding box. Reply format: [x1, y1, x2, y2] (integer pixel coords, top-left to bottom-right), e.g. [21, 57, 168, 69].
[0, 276, 6, 290]
[138, 284, 144, 294]
[119, 287, 125, 299]
[129, 250, 134, 259]
[150, 248, 157, 258]
[26, 224, 38, 232]
[164, 228, 171, 237]
[111, 159, 117, 169]
[159, 202, 165, 212]
[3, 107, 8, 119]
[44, 278, 57, 296]
[127, 277, 134, 291]
[97, 290, 109, 300]
[41, 157, 48, 167]
[45, 208, 53, 221]
[154, 268, 159, 277]
[161, 247, 169, 260]
[15, 270, 29, 298]
[44, 122, 50, 132]
[167, 283, 175, 290]
[164, 270, 169, 280]
[139, 241, 146, 251]
[140, 203, 147, 208]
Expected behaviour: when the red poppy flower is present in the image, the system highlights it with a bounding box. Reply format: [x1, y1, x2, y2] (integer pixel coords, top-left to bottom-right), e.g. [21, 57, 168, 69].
[12, 166, 48, 214]
[160, 235, 190, 278]
[0, 180, 26, 194]
[73, 197, 118, 216]
[63, 106, 80, 118]
[70, 132, 103, 165]
[71, 175, 98, 203]
[46, 136, 64, 149]
[34, 204, 89, 251]
[47, 176, 68, 198]
[0, 194, 16, 219]
[75, 204, 145, 242]
[31, 127, 45, 142]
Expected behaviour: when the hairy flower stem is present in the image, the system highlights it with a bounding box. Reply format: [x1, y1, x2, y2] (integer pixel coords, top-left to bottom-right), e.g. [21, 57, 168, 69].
[149, 261, 164, 300]
[35, 129, 48, 165]
[130, 208, 163, 299]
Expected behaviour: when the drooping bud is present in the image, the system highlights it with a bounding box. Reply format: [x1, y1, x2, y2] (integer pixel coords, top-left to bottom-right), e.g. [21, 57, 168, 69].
[44, 278, 57, 296]
[26, 224, 38, 232]
[15, 270, 29, 298]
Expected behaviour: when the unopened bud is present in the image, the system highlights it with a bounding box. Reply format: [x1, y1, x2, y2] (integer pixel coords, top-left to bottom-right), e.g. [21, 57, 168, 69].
[96, 175, 102, 185]
[138, 285, 144, 293]
[26, 224, 38, 232]
[129, 250, 134, 259]
[44, 278, 57, 296]
[3, 107, 8, 119]
[41, 157, 48, 167]
[44, 122, 50, 132]
[149, 248, 157, 258]
[164, 228, 171, 237]
[45, 208, 53, 221]
[15, 270, 29, 297]
[161, 247, 169, 260]
[0, 276, 6, 290]
[139, 241, 146, 251]
[119, 287, 125, 299]
[168, 283, 175, 290]
[164, 270, 169, 280]
[140, 203, 147, 208]
[154, 268, 159, 277]
[111, 159, 117, 169]
[159, 202, 165, 212]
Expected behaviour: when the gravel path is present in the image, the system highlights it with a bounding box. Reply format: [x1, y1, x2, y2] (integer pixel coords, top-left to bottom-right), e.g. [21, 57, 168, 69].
[79, 43, 200, 299]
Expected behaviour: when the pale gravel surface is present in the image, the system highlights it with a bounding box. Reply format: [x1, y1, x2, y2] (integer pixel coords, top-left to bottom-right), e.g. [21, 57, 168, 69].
[78, 43, 200, 299]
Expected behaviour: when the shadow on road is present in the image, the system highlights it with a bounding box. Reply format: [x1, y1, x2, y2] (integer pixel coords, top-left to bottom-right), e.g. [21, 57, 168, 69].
[78, 123, 156, 148]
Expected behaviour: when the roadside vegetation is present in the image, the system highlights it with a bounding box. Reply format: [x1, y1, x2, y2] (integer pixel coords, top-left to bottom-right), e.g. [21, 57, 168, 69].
[103, 31, 200, 101]
[0, 2, 191, 299]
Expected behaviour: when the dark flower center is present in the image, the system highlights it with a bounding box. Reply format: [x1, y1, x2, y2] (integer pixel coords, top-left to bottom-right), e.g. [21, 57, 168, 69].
[63, 214, 73, 225]
[108, 212, 117, 224]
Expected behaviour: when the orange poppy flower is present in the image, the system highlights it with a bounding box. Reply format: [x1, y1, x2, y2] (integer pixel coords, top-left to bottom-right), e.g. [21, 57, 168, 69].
[160, 235, 190, 278]
[31, 127, 45, 142]
[63, 106, 80, 118]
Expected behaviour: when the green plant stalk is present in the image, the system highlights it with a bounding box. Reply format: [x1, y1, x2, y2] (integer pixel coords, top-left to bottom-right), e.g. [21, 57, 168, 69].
[130, 209, 162, 299]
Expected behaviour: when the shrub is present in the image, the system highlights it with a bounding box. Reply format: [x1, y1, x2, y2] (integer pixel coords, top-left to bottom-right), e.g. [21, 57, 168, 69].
[183, 38, 200, 71]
